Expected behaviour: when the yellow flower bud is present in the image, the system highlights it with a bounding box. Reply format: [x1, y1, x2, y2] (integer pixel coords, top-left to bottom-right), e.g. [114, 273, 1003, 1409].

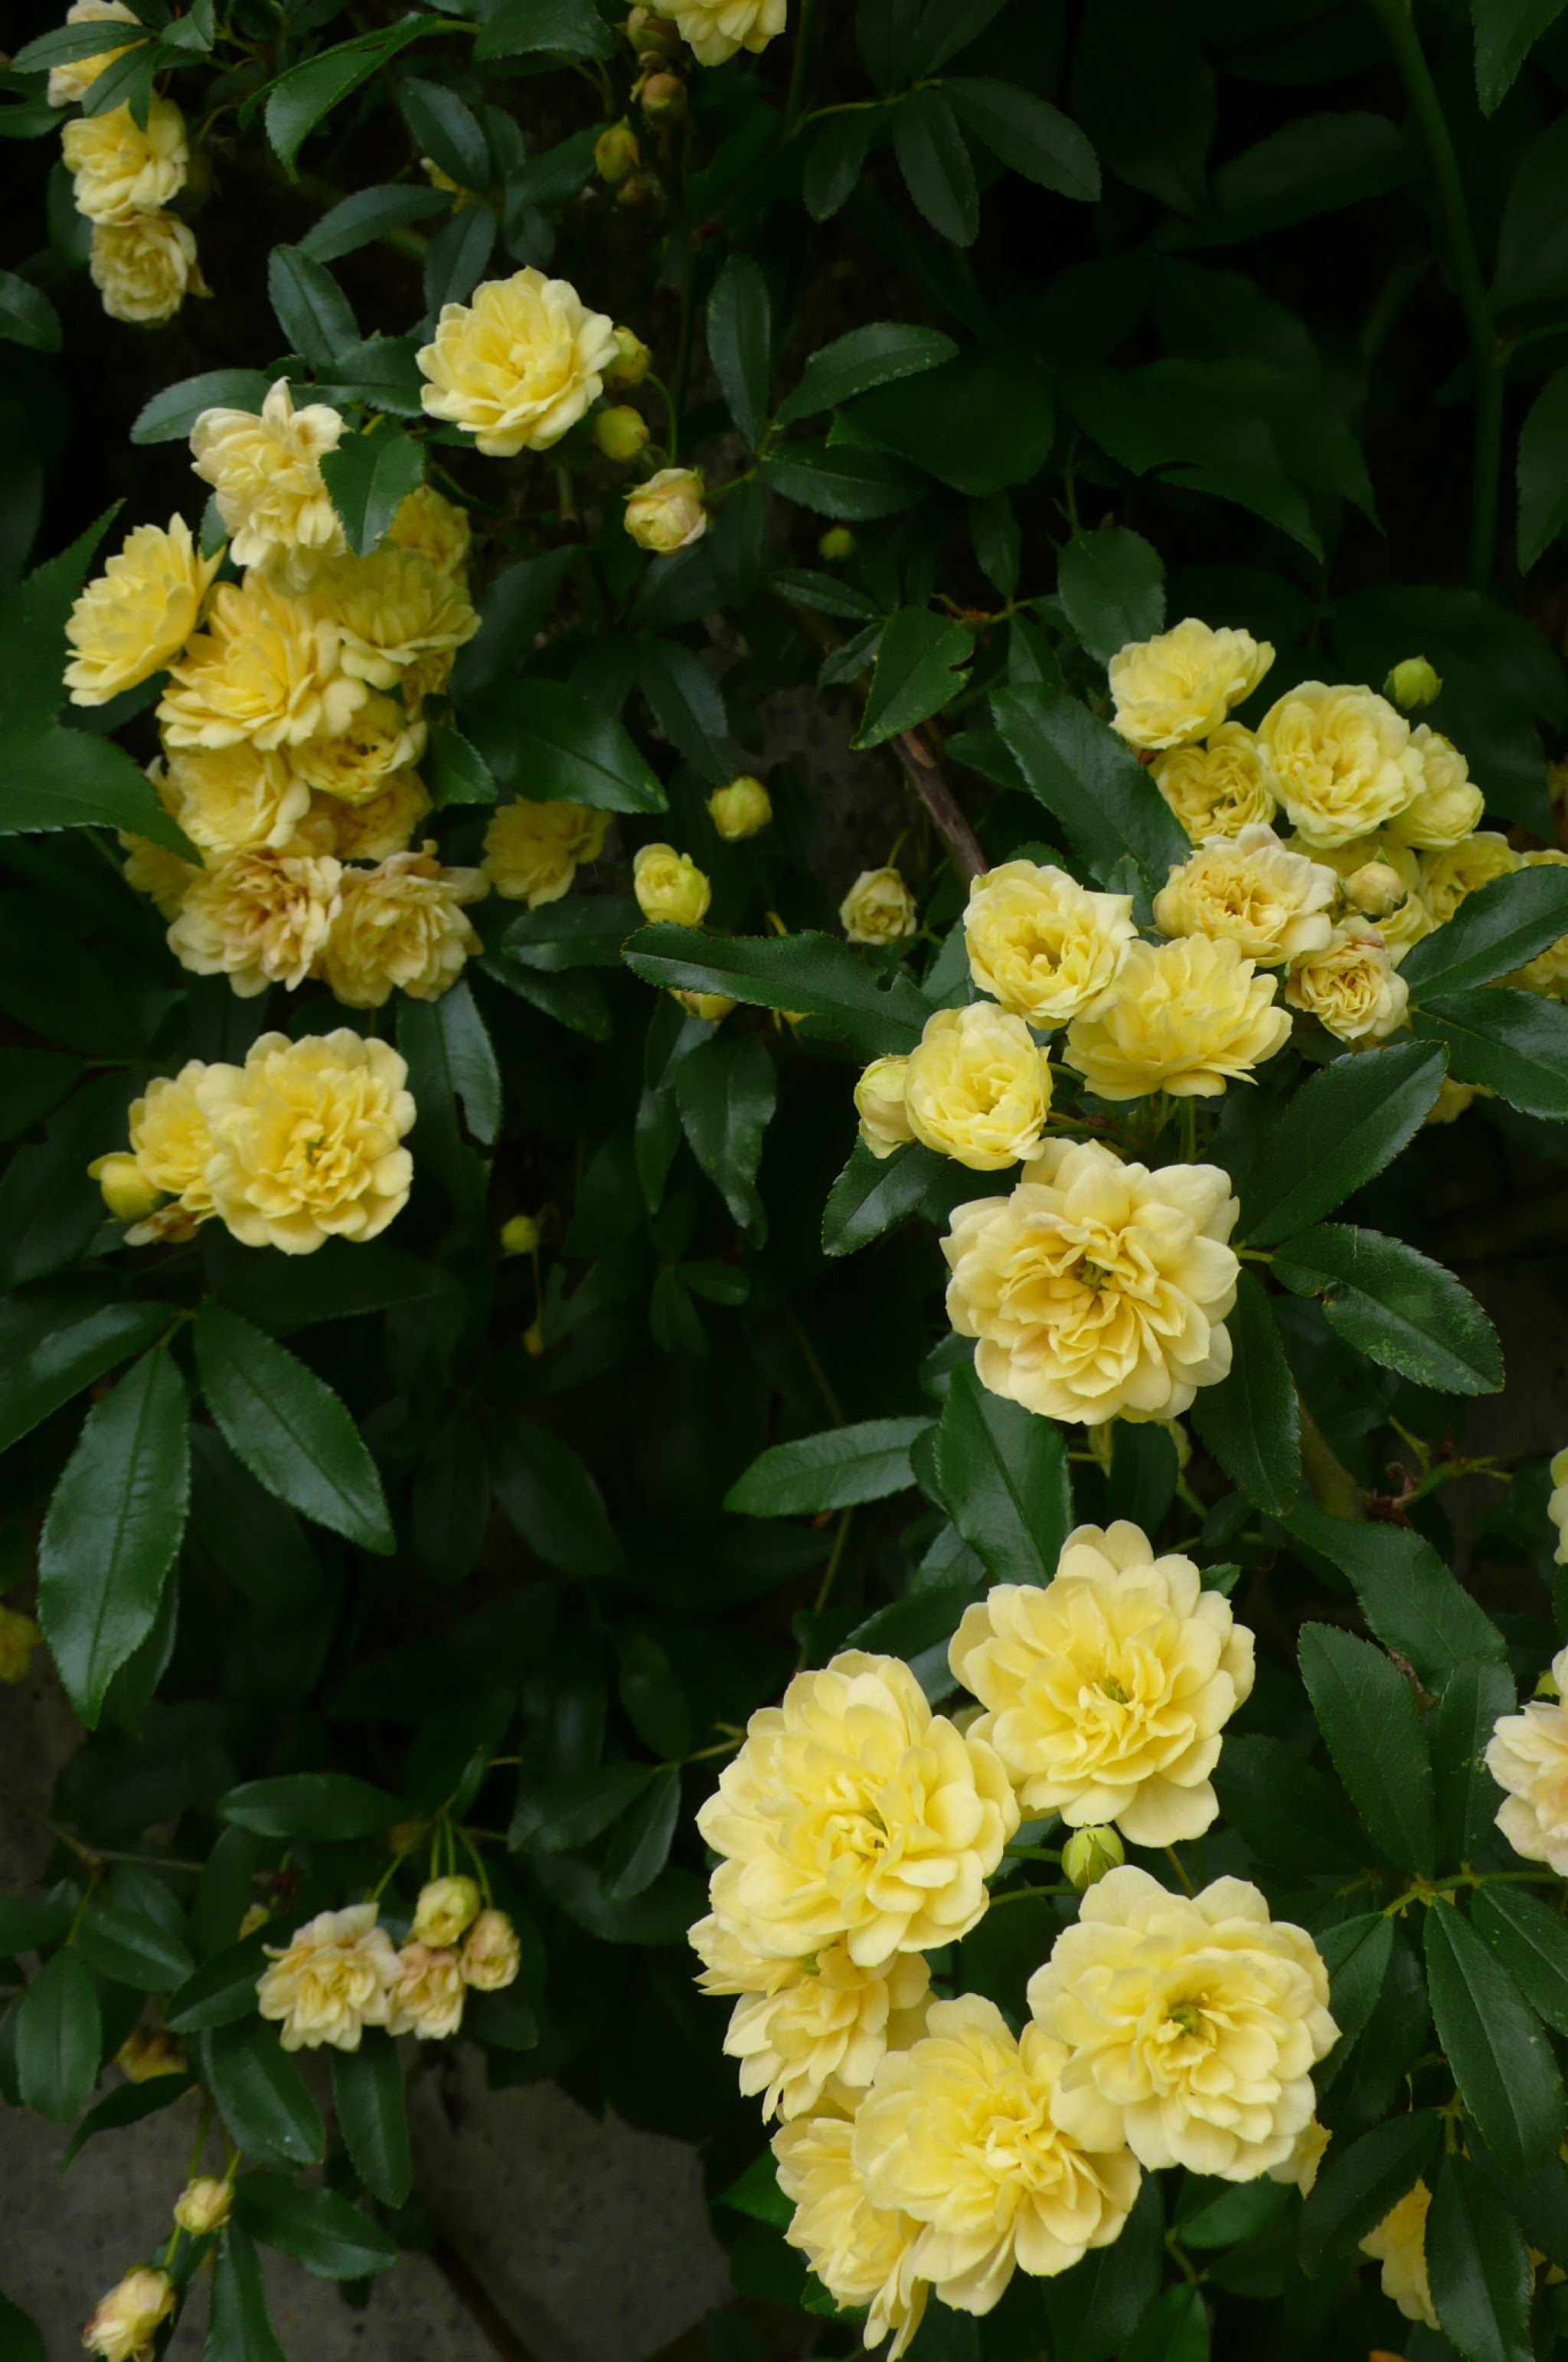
[83, 2268, 175, 2362]
[501, 1212, 541, 1256]
[593, 404, 651, 462]
[0, 1606, 41, 1685]
[818, 528, 855, 563]
[671, 988, 735, 1021]
[854, 1057, 913, 1159]
[634, 842, 711, 926]
[173, 2176, 232, 2236]
[1343, 860, 1407, 918]
[462, 1907, 521, 1991]
[707, 776, 772, 840]
[1060, 1825, 1125, 1891]
[594, 119, 641, 185]
[839, 866, 917, 946]
[237, 1902, 270, 1939]
[625, 466, 707, 554]
[639, 69, 687, 116]
[1385, 655, 1442, 710]
[411, 1875, 482, 1949]
[627, 4, 680, 57]
[606, 326, 653, 387]
[88, 1152, 162, 1223]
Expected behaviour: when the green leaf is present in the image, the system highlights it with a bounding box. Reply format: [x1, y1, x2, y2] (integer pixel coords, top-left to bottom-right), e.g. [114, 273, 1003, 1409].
[166, 1932, 270, 2034]
[0, 272, 60, 356]
[207, 2226, 287, 2362]
[60, 2073, 194, 2171]
[891, 90, 979, 246]
[499, 126, 601, 218]
[773, 323, 959, 429]
[1204, 113, 1419, 243]
[853, 609, 973, 750]
[493, 1419, 626, 1577]
[501, 897, 638, 972]
[198, 2021, 325, 2169]
[132, 369, 273, 447]
[0, 726, 194, 858]
[0, 1301, 168, 1458]
[1122, 2286, 1209, 2362]
[822, 1140, 949, 1256]
[316, 335, 426, 418]
[1428, 2150, 1534, 2362]
[1475, 0, 1568, 113]
[1405, 864, 1568, 997]
[13, 18, 151, 68]
[1057, 528, 1165, 665]
[1282, 1505, 1508, 1693]
[396, 75, 488, 192]
[424, 720, 496, 811]
[1318, 1911, 1396, 2060]
[298, 183, 449, 265]
[331, 2034, 411, 2208]
[933, 1363, 1071, 1588]
[673, 1035, 776, 1236]
[263, 18, 446, 172]
[636, 637, 731, 786]
[232, 2174, 397, 2279]
[945, 77, 1099, 201]
[622, 926, 930, 1060]
[511, 1763, 652, 1854]
[38, 1346, 188, 1727]
[265, 246, 358, 370]
[706, 255, 771, 451]
[423, 204, 496, 315]
[1187, 1271, 1299, 1515]
[1473, 1886, 1568, 2038]
[1298, 1622, 1435, 1873]
[192, 1306, 394, 1555]
[77, 1870, 194, 1991]
[761, 443, 923, 521]
[1517, 363, 1568, 571]
[1431, 1661, 1514, 1870]
[602, 1763, 681, 1903]
[1212, 1734, 1368, 1874]
[727, 1419, 932, 1516]
[1240, 1042, 1448, 1246]
[843, 1576, 980, 1667]
[991, 684, 1189, 889]
[845, 351, 1057, 498]
[1426, 1899, 1566, 2174]
[1273, 1224, 1503, 1396]
[804, 112, 877, 221]
[318, 422, 424, 558]
[15, 1948, 100, 2123]
[0, 1898, 70, 1952]
[1413, 986, 1568, 1119]
[453, 550, 576, 700]
[1494, 115, 1568, 317]
[474, 0, 613, 59]
[1298, 2110, 1440, 2277]
[219, 1773, 402, 1842]
[465, 679, 665, 813]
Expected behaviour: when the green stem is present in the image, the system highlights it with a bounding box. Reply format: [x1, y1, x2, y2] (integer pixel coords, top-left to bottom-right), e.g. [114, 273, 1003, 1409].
[1364, 0, 1501, 586]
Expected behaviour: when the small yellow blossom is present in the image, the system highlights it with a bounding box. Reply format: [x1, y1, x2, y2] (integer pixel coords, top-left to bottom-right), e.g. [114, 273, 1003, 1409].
[665, 0, 786, 66]
[1109, 619, 1273, 752]
[854, 1055, 915, 1159]
[1152, 723, 1279, 841]
[190, 379, 345, 571]
[172, 2177, 232, 2236]
[1420, 829, 1520, 924]
[1285, 924, 1409, 1043]
[64, 96, 187, 223]
[387, 482, 472, 578]
[320, 847, 485, 1009]
[118, 1060, 218, 1236]
[322, 775, 433, 863]
[82, 2269, 175, 2362]
[161, 743, 312, 858]
[707, 776, 772, 840]
[1387, 725, 1484, 848]
[773, 2115, 928, 2361]
[1486, 1643, 1568, 1874]
[89, 211, 204, 326]
[691, 1917, 929, 2120]
[483, 798, 608, 907]
[1256, 681, 1424, 848]
[417, 268, 619, 456]
[462, 1909, 521, 1992]
[411, 1877, 482, 1949]
[159, 574, 367, 753]
[634, 842, 710, 926]
[168, 847, 342, 997]
[197, 1030, 416, 1254]
[964, 861, 1135, 1027]
[625, 466, 707, 554]
[387, 1942, 466, 2040]
[671, 988, 735, 1021]
[64, 517, 219, 706]
[1152, 825, 1335, 966]
[1361, 2182, 1437, 2330]
[309, 547, 479, 697]
[256, 1903, 397, 2050]
[47, 0, 141, 108]
[115, 2027, 186, 2082]
[1064, 936, 1291, 1100]
[1270, 2118, 1331, 2197]
[903, 1002, 1054, 1172]
[841, 865, 916, 945]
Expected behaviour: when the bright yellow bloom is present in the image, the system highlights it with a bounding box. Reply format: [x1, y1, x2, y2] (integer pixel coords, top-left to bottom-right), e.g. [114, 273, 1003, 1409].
[387, 1942, 466, 2039]
[483, 798, 609, 906]
[461, 1910, 521, 1992]
[387, 482, 472, 577]
[625, 466, 708, 553]
[1109, 619, 1273, 752]
[0, 1604, 41, 1684]
[949, 1519, 1255, 1846]
[417, 267, 619, 456]
[665, 0, 786, 63]
[1387, 724, 1484, 848]
[691, 1916, 929, 2120]
[1028, 1867, 1338, 2179]
[1361, 2183, 1437, 2330]
[1152, 825, 1335, 966]
[412, 1876, 482, 1949]
[256, 1903, 397, 2051]
[634, 842, 710, 926]
[904, 1002, 1054, 1172]
[64, 96, 186, 222]
[942, 1138, 1240, 1426]
[1420, 828, 1519, 924]
[64, 516, 219, 705]
[308, 547, 479, 694]
[854, 1054, 915, 1159]
[120, 820, 198, 917]
[116, 1062, 218, 1242]
[1285, 924, 1408, 1042]
[47, 0, 141, 107]
[82, 2269, 175, 2362]
[773, 2115, 928, 2360]
[707, 776, 772, 839]
[159, 574, 367, 752]
[1486, 1644, 1568, 1875]
[289, 695, 426, 805]
[162, 743, 312, 857]
[168, 847, 342, 997]
[964, 861, 1135, 1028]
[323, 774, 433, 862]
[89, 211, 204, 325]
[697, 1651, 1018, 1968]
[841, 865, 917, 945]
[1256, 681, 1424, 848]
[854, 1996, 1142, 2315]
[172, 2177, 232, 2236]
[196, 1029, 416, 1253]
[320, 847, 485, 1009]
[1064, 936, 1291, 1100]
[1151, 723, 1278, 841]
[190, 379, 345, 571]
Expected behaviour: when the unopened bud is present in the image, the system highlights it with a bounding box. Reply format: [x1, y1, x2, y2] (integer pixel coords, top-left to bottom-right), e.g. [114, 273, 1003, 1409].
[461, 1907, 521, 1992]
[606, 326, 652, 388]
[707, 775, 772, 841]
[501, 1213, 541, 1256]
[671, 988, 735, 1023]
[638, 70, 685, 118]
[594, 119, 640, 185]
[1061, 1825, 1124, 1892]
[1385, 655, 1442, 710]
[616, 170, 662, 211]
[626, 4, 678, 57]
[237, 1901, 270, 1939]
[818, 528, 855, 564]
[593, 404, 651, 462]
[625, 466, 707, 555]
[173, 2176, 232, 2236]
[412, 1875, 482, 1949]
[1344, 861, 1406, 919]
[88, 1152, 160, 1223]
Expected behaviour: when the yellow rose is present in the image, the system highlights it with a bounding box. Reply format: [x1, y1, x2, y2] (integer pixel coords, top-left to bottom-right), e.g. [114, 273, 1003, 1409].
[168, 847, 342, 996]
[387, 1942, 466, 2039]
[854, 1054, 915, 1159]
[853, 1997, 1142, 2315]
[258, 1903, 397, 2051]
[323, 775, 433, 862]
[1256, 681, 1425, 848]
[190, 378, 345, 571]
[1420, 828, 1519, 923]
[697, 1650, 1018, 1967]
[308, 546, 479, 694]
[903, 1002, 1054, 1172]
[172, 2176, 232, 2236]
[1108, 619, 1273, 752]
[949, 1518, 1256, 1845]
[1361, 2183, 1437, 2331]
[411, 1876, 481, 1949]
[1151, 722, 1278, 841]
[1028, 1867, 1338, 2179]
[47, 0, 141, 107]
[461, 1908, 521, 1992]
[606, 325, 653, 387]
[290, 699, 426, 805]
[1485, 1644, 1568, 1874]
[634, 841, 710, 926]
[159, 574, 367, 752]
[89, 211, 204, 325]
[666, 0, 787, 66]
[773, 2115, 929, 2361]
[1153, 825, 1335, 966]
[124, 1061, 218, 1230]
[707, 775, 772, 839]
[162, 743, 312, 857]
[1386, 724, 1484, 848]
[942, 1138, 1240, 1426]
[197, 1028, 416, 1253]
[841, 864, 917, 945]
[64, 96, 186, 222]
[691, 1916, 929, 2121]
[1550, 1446, 1568, 1566]
[625, 465, 708, 553]
[387, 482, 472, 577]
[964, 861, 1134, 1027]
[1064, 936, 1291, 1100]
[64, 516, 219, 705]
[483, 797, 609, 906]
[1285, 925, 1408, 1043]
[417, 267, 619, 456]
[82, 2269, 175, 2362]
[88, 1150, 159, 1223]
[0, 1604, 41, 1684]
[321, 847, 485, 1008]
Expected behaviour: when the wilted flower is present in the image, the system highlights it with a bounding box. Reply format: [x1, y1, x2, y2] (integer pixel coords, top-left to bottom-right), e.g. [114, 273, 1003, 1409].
[461, 1909, 521, 1991]
[168, 847, 343, 997]
[387, 1942, 466, 2040]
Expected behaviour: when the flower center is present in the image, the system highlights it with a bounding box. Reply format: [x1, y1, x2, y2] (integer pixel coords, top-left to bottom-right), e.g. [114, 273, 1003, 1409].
[1167, 2001, 1204, 2038]
[1099, 1677, 1129, 1705]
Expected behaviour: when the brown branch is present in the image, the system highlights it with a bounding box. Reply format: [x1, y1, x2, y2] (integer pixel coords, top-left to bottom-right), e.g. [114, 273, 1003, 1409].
[893, 728, 985, 883]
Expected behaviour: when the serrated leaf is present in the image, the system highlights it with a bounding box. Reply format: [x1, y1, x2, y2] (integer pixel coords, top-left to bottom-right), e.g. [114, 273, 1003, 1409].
[1240, 1042, 1448, 1245]
[991, 683, 1189, 889]
[1056, 527, 1165, 664]
[319, 422, 425, 557]
[774, 323, 959, 429]
[1273, 1223, 1503, 1395]
[727, 1419, 933, 1515]
[932, 1363, 1071, 1588]
[1426, 1899, 1566, 2174]
[1412, 987, 1568, 1119]
[1298, 2110, 1439, 2277]
[623, 926, 930, 1059]
[1187, 1270, 1299, 1515]
[706, 254, 772, 450]
[853, 609, 972, 749]
[263, 20, 446, 172]
[1298, 1622, 1435, 1873]
[192, 1306, 393, 1555]
[219, 1774, 402, 1841]
[1283, 1503, 1508, 1692]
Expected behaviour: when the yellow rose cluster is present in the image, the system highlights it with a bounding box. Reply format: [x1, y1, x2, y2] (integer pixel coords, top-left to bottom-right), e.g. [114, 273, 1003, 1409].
[50, 3, 204, 326]
[692, 1540, 1334, 2351]
[67, 404, 492, 1011]
[256, 1881, 521, 2053]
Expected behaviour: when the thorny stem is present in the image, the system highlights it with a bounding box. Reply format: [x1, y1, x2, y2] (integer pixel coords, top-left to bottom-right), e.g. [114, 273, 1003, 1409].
[891, 730, 986, 882]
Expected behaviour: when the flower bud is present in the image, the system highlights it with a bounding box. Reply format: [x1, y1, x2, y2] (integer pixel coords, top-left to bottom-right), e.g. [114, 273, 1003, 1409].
[707, 776, 772, 841]
[173, 2176, 232, 2236]
[1384, 655, 1442, 710]
[83, 2269, 175, 2362]
[634, 842, 711, 926]
[840, 865, 917, 946]
[854, 1057, 914, 1160]
[462, 1906, 522, 1991]
[616, 172, 663, 211]
[606, 326, 652, 387]
[639, 70, 686, 118]
[625, 466, 707, 554]
[116, 2027, 187, 2083]
[501, 1212, 541, 1257]
[412, 1874, 482, 1949]
[626, 4, 679, 57]
[594, 119, 641, 185]
[88, 1152, 160, 1223]
[1343, 860, 1406, 919]
[0, 1605, 41, 1685]
[237, 1901, 270, 1939]
[818, 527, 856, 564]
[1061, 1825, 1125, 1892]
[671, 988, 735, 1022]
[593, 404, 650, 462]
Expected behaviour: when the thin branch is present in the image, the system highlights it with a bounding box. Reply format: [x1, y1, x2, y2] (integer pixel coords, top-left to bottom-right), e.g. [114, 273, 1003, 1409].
[892, 729, 985, 882]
